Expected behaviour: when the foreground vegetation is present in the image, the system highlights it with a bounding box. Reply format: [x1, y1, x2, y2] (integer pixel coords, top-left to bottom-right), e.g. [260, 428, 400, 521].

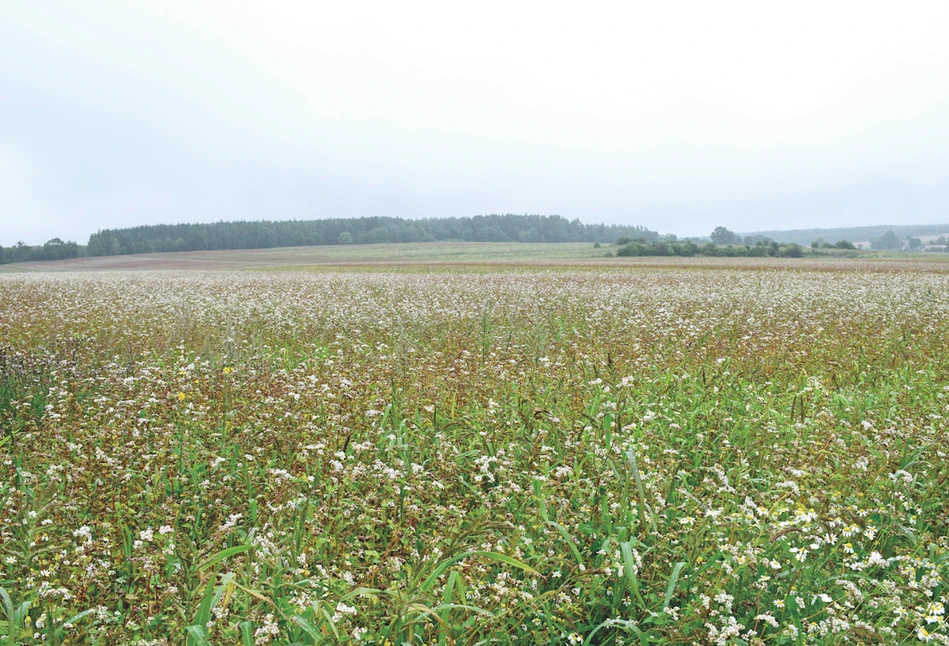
[1, 263, 948, 644]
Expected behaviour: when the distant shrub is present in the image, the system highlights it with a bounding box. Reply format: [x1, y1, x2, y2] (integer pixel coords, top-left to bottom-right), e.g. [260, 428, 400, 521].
[617, 240, 701, 257]
[779, 243, 804, 258]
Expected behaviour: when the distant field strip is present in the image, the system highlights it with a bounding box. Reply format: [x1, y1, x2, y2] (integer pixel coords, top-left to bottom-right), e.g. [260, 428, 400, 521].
[14, 241, 949, 273]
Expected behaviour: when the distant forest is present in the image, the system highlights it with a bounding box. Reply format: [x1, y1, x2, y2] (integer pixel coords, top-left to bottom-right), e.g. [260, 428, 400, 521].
[0, 238, 80, 264]
[740, 223, 949, 246]
[81, 215, 659, 257]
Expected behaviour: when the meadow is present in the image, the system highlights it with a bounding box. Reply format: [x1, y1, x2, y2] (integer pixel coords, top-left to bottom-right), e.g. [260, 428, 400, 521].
[11, 242, 606, 272]
[1, 260, 948, 644]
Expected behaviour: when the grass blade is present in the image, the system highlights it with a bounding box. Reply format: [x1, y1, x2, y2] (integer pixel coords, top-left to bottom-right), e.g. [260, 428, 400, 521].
[546, 520, 584, 566]
[662, 561, 686, 610]
[619, 542, 644, 606]
[198, 544, 254, 572]
[420, 551, 537, 593]
[292, 615, 324, 643]
[240, 621, 255, 646]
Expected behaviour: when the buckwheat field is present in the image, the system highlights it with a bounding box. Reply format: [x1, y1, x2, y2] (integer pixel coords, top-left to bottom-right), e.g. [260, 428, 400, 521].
[2, 263, 948, 645]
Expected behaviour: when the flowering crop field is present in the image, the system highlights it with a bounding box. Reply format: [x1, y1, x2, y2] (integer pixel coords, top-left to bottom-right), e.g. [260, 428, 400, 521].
[1, 264, 948, 645]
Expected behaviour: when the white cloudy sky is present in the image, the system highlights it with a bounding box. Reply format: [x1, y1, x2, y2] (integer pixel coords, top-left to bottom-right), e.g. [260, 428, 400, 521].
[2, 1, 948, 245]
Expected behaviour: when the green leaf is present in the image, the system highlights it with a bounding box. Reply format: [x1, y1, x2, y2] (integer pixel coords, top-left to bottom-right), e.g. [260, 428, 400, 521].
[317, 606, 340, 640]
[63, 608, 96, 627]
[0, 587, 13, 624]
[626, 450, 654, 533]
[430, 603, 490, 615]
[292, 615, 323, 643]
[185, 625, 213, 646]
[619, 542, 644, 606]
[198, 544, 254, 572]
[662, 562, 687, 611]
[584, 618, 650, 646]
[192, 576, 217, 631]
[546, 521, 584, 566]
[240, 621, 255, 646]
[12, 601, 29, 627]
[532, 479, 549, 522]
[472, 551, 538, 574]
[419, 551, 537, 593]
[438, 570, 463, 645]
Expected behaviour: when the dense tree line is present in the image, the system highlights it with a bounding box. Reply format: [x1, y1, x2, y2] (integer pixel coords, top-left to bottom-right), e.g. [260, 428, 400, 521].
[0, 239, 80, 264]
[85, 215, 660, 257]
[617, 237, 804, 258]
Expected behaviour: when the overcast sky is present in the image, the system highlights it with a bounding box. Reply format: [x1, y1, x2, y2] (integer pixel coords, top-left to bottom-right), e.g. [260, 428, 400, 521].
[2, 1, 949, 245]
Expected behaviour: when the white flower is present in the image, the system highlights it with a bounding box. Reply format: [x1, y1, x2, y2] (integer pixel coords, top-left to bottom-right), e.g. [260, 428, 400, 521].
[72, 526, 93, 543]
[867, 551, 888, 567]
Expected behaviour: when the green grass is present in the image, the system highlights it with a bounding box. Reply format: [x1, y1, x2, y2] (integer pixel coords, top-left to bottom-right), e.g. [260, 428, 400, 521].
[0, 264, 947, 644]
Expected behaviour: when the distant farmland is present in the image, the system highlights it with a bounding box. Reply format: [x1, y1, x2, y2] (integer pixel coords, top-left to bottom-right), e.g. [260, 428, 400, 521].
[11, 241, 949, 273]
